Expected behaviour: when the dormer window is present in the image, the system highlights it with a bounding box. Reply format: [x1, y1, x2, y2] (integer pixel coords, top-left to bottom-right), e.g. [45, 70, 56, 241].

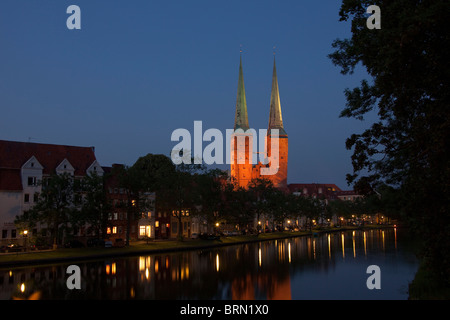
[31, 162, 34, 167]
[64, 165, 67, 169]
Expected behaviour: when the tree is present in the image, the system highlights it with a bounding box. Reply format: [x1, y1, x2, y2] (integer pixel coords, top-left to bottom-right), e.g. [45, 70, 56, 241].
[17, 173, 79, 248]
[329, 0, 450, 283]
[79, 172, 111, 240]
[248, 178, 277, 233]
[194, 168, 229, 233]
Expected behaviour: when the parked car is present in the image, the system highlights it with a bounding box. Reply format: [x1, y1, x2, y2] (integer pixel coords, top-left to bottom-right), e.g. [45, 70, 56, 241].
[199, 233, 220, 240]
[191, 232, 199, 239]
[4, 243, 24, 252]
[104, 240, 113, 248]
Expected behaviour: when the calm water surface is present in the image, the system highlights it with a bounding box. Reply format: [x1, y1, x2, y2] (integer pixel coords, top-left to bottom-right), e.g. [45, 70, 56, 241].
[0, 228, 419, 300]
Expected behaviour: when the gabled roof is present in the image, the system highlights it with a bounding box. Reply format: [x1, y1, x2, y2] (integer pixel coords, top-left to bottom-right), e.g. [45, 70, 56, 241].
[0, 140, 98, 191]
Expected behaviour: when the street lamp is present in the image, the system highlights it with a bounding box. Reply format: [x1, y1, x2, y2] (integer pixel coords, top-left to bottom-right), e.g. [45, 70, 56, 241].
[23, 230, 28, 252]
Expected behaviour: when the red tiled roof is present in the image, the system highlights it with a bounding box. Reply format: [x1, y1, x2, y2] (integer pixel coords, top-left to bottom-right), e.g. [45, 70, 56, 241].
[0, 168, 22, 191]
[0, 140, 98, 191]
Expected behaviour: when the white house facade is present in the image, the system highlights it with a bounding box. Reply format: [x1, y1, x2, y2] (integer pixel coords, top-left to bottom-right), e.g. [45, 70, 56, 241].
[0, 140, 103, 246]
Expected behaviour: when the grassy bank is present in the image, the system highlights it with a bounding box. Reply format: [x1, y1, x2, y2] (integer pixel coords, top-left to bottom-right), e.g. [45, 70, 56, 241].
[0, 225, 393, 268]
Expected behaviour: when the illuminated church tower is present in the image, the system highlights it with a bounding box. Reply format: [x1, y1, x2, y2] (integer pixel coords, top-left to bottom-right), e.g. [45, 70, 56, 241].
[230, 55, 253, 188]
[265, 56, 288, 190]
[230, 55, 288, 190]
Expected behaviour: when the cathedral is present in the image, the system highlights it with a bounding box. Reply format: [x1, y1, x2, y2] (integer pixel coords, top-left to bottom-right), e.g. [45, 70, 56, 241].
[230, 55, 288, 190]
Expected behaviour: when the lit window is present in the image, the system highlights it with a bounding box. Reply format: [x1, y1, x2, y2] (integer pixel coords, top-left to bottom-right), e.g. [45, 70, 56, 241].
[112, 227, 117, 234]
[107, 227, 111, 234]
[140, 226, 146, 236]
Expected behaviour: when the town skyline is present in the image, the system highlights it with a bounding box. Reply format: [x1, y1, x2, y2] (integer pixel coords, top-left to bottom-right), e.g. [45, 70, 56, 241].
[0, 1, 377, 189]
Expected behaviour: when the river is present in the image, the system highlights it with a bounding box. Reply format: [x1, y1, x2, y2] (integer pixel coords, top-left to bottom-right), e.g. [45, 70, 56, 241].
[0, 228, 419, 300]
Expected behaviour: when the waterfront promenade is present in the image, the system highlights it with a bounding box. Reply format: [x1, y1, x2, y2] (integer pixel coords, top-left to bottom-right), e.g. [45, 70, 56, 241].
[0, 225, 394, 268]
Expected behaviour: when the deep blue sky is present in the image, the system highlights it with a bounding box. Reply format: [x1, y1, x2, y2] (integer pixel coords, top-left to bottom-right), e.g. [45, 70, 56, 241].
[0, 0, 374, 190]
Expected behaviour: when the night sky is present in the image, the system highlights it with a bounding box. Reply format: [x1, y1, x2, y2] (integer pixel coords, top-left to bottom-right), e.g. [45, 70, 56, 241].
[0, 0, 376, 190]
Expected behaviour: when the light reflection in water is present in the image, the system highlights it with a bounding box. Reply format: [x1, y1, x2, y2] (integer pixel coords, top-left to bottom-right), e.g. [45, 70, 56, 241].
[258, 247, 262, 267]
[215, 253, 220, 272]
[328, 234, 331, 259]
[353, 231, 356, 258]
[364, 231, 367, 256]
[0, 228, 418, 300]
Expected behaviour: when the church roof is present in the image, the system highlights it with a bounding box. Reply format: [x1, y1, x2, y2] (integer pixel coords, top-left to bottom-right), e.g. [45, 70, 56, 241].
[268, 57, 287, 136]
[234, 55, 250, 131]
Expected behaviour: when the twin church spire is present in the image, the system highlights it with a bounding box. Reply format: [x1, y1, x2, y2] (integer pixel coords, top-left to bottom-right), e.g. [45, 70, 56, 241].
[234, 55, 286, 136]
[231, 53, 289, 190]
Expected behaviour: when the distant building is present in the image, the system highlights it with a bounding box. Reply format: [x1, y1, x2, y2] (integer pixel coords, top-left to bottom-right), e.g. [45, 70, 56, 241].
[102, 164, 156, 242]
[230, 56, 288, 191]
[0, 140, 103, 245]
[288, 183, 342, 202]
[336, 190, 363, 202]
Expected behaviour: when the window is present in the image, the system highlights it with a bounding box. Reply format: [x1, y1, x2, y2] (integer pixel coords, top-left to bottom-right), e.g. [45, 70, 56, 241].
[11, 229, 16, 238]
[24, 194, 30, 203]
[140, 226, 146, 236]
[113, 212, 118, 220]
[28, 177, 37, 186]
[2, 230, 7, 239]
[33, 193, 39, 203]
[112, 227, 117, 234]
[107, 227, 111, 234]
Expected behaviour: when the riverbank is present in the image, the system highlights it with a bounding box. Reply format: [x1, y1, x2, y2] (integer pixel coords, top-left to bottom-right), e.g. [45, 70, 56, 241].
[0, 224, 394, 268]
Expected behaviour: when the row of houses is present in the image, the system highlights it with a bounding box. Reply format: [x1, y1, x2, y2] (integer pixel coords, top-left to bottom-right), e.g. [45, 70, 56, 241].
[0, 139, 362, 247]
[0, 140, 212, 246]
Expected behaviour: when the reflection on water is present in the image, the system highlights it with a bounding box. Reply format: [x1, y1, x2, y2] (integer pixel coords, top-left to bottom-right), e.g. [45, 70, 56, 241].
[0, 228, 419, 300]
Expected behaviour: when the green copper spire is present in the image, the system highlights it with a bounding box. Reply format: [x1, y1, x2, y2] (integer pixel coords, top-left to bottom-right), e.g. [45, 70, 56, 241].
[268, 56, 287, 136]
[234, 55, 249, 131]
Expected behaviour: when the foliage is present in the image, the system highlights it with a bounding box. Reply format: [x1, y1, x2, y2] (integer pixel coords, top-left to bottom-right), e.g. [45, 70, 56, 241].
[329, 0, 450, 284]
[16, 173, 79, 247]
